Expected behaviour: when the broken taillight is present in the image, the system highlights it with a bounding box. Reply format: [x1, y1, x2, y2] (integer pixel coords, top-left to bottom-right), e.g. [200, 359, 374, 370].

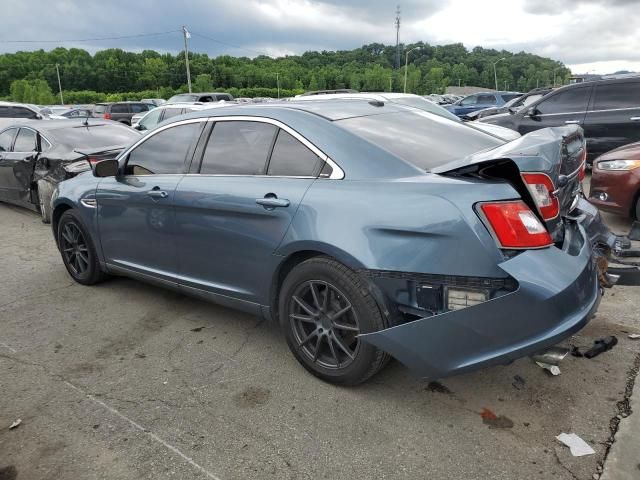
[521, 172, 560, 220]
[578, 148, 587, 181]
[479, 200, 553, 249]
[103, 113, 111, 120]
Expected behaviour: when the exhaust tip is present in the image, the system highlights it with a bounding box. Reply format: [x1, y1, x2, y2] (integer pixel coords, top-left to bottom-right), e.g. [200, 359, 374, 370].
[530, 346, 569, 366]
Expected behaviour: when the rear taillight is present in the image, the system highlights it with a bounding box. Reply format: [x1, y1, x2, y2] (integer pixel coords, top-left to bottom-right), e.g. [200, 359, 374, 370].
[479, 201, 553, 249]
[521, 172, 559, 220]
[103, 113, 111, 120]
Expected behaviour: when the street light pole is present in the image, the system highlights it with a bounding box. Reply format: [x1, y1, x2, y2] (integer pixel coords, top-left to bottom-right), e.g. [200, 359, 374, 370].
[493, 57, 505, 91]
[404, 46, 421, 94]
[55, 64, 64, 105]
[182, 25, 192, 93]
[276, 72, 280, 99]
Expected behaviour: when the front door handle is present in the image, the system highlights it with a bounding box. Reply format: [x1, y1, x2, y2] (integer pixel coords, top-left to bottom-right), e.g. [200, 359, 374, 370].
[147, 189, 168, 199]
[564, 120, 581, 124]
[256, 194, 290, 209]
[630, 116, 640, 121]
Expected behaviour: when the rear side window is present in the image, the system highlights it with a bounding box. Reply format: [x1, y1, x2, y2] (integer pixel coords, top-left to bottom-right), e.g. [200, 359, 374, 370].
[130, 103, 149, 113]
[111, 104, 129, 114]
[0, 128, 16, 151]
[11, 107, 37, 119]
[14, 128, 37, 152]
[592, 82, 640, 110]
[267, 130, 322, 177]
[0, 107, 11, 118]
[125, 122, 202, 175]
[476, 94, 497, 104]
[536, 87, 590, 114]
[161, 108, 184, 121]
[200, 121, 277, 175]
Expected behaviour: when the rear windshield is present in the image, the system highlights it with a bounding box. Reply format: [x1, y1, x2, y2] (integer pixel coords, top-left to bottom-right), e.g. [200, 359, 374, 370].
[168, 94, 198, 103]
[336, 111, 504, 170]
[48, 124, 139, 149]
[94, 104, 107, 114]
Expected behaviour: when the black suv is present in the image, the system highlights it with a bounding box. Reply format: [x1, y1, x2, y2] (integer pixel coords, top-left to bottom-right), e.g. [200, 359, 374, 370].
[480, 77, 640, 163]
[93, 102, 151, 125]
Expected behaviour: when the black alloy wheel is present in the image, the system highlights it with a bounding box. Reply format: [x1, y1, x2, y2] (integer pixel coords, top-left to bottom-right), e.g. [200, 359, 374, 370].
[289, 280, 360, 369]
[60, 221, 90, 276]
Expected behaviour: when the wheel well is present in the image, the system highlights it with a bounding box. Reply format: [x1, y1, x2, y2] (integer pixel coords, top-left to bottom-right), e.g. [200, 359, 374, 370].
[270, 250, 327, 324]
[51, 204, 73, 241]
[632, 189, 640, 220]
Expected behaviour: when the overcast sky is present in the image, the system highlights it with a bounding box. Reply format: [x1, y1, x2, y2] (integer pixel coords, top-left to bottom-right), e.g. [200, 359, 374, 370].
[2, 0, 638, 73]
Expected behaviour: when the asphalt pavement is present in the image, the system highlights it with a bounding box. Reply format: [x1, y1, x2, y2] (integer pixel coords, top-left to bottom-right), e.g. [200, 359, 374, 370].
[0, 202, 638, 480]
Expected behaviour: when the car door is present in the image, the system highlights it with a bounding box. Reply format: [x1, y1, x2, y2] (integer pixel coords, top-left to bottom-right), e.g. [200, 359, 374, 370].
[0, 127, 39, 206]
[517, 85, 592, 135]
[96, 119, 205, 281]
[173, 119, 325, 308]
[0, 127, 18, 202]
[582, 80, 640, 160]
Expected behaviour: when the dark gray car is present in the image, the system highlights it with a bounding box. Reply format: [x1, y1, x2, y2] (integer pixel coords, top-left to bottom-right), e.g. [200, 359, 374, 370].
[51, 101, 600, 385]
[93, 102, 152, 125]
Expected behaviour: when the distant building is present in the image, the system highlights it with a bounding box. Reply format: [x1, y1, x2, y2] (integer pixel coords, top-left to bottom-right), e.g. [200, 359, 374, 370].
[569, 74, 602, 84]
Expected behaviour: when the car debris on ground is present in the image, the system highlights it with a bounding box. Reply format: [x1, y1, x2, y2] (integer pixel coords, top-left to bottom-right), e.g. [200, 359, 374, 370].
[571, 336, 618, 358]
[556, 432, 596, 457]
[9, 419, 21, 429]
[536, 362, 561, 375]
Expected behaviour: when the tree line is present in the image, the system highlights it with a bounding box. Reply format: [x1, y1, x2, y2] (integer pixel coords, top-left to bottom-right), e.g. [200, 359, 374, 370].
[0, 42, 571, 103]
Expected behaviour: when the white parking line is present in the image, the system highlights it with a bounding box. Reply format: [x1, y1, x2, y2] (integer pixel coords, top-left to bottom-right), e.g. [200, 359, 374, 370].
[63, 380, 223, 480]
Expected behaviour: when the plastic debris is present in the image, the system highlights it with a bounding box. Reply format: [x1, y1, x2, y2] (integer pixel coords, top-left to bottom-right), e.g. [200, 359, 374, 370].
[628, 334, 640, 340]
[480, 408, 514, 429]
[556, 433, 595, 457]
[9, 419, 21, 429]
[584, 336, 618, 359]
[512, 374, 526, 390]
[536, 361, 561, 375]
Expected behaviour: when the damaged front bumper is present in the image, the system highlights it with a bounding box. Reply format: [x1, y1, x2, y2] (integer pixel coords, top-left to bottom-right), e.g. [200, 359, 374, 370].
[359, 221, 601, 380]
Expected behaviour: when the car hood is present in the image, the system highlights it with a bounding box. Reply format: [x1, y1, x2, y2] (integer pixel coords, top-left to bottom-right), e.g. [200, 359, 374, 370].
[596, 141, 640, 161]
[478, 112, 512, 124]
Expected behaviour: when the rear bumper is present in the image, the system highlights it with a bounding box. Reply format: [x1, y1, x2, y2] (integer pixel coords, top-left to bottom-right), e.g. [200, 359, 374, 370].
[359, 223, 600, 379]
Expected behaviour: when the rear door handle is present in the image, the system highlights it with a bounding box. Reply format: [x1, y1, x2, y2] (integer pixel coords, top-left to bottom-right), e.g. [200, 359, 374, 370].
[630, 117, 640, 121]
[564, 120, 581, 124]
[256, 195, 290, 209]
[147, 189, 168, 199]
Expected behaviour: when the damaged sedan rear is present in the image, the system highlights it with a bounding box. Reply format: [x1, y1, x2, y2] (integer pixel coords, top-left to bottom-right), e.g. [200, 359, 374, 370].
[0, 119, 140, 222]
[51, 101, 601, 385]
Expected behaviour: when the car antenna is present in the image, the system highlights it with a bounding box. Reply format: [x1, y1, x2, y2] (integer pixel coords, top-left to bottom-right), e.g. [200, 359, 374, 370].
[82, 115, 89, 127]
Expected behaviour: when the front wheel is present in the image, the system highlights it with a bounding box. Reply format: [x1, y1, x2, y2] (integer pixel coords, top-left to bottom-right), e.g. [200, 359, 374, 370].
[279, 257, 389, 385]
[57, 210, 107, 285]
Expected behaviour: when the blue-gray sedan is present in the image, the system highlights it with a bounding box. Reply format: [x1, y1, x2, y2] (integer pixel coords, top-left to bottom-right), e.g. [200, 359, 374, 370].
[51, 100, 600, 385]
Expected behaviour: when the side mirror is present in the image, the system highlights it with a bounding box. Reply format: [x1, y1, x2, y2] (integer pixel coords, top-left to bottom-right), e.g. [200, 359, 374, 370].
[134, 124, 146, 131]
[528, 107, 540, 118]
[93, 159, 119, 177]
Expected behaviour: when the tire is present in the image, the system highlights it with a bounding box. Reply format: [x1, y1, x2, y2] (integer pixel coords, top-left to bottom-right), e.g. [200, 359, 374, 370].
[57, 210, 107, 285]
[279, 256, 389, 385]
[635, 195, 640, 221]
[37, 179, 54, 224]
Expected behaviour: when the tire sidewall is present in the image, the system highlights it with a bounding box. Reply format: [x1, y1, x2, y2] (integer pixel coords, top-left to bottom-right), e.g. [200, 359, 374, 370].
[37, 179, 54, 224]
[279, 258, 385, 384]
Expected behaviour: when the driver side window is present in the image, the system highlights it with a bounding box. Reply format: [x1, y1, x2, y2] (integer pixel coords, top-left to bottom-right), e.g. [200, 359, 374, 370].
[460, 95, 477, 106]
[125, 122, 203, 175]
[0, 128, 16, 152]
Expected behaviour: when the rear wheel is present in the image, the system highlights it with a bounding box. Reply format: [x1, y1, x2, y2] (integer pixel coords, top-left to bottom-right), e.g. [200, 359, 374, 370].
[279, 257, 389, 385]
[57, 210, 107, 285]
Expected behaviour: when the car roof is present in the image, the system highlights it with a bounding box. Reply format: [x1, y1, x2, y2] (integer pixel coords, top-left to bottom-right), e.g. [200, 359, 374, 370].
[0, 119, 126, 133]
[0, 101, 39, 109]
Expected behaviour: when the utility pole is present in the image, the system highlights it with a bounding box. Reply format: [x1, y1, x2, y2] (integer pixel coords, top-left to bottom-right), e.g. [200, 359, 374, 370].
[394, 5, 401, 69]
[458, 78, 461, 87]
[55, 64, 64, 104]
[389, 76, 393, 92]
[276, 72, 280, 99]
[493, 57, 505, 91]
[182, 26, 192, 93]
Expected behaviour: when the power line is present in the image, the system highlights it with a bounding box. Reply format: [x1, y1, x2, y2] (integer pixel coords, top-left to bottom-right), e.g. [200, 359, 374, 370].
[189, 31, 271, 58]
[0, 30, 181, 44]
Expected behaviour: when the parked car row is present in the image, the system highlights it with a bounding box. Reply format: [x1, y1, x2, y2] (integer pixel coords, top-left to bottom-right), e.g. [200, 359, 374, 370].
[0, 85, 633, 386]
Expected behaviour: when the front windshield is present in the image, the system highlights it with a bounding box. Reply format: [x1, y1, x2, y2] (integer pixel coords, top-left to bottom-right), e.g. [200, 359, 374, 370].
[168, 94, 198, 103]
[390, 96, 461, 122]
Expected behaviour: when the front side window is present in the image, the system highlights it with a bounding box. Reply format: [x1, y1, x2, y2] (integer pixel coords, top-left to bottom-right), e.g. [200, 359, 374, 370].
[592, 82, 640, 110]
[460, 95, 477, 106]
[536, 87, 590, 115]
[139, 108, 162, 129]
[200, 121, 277, 175]
[125, 122, 202, 175]
[13, 128, 37, 152]
[0, 128, 16, 151]
[267, 130, 322, 177]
